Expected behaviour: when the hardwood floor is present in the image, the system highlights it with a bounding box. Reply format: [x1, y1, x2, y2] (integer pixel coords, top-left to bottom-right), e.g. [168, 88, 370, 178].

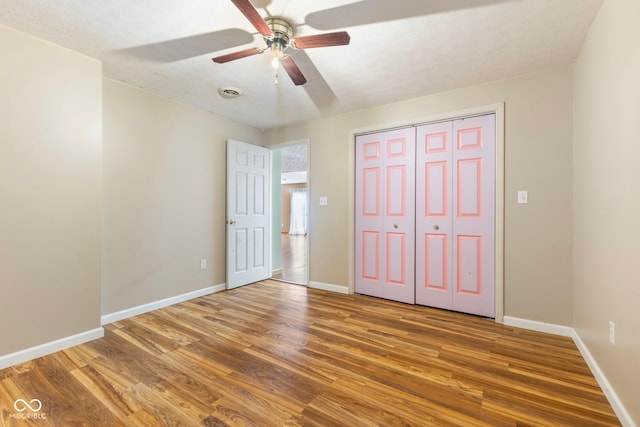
[0, 280, 619, 426]
[272, 234, 307, 284]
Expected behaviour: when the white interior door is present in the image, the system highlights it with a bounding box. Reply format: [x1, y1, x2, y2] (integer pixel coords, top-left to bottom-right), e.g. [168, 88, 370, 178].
[226, 140, 271, 289]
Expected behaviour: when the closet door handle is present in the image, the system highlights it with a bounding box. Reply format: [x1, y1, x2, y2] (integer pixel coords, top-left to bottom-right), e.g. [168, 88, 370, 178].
[433, 225, 440, 230]
[393, 224, 398, 229]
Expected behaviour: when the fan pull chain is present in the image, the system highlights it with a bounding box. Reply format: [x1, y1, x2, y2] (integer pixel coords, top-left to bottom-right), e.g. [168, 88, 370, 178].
[272, 57, 280, 85]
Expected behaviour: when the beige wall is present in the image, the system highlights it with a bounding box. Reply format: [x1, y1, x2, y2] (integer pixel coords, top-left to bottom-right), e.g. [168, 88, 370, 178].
[0, 25, 102, 354]
[102, 79, 261, 315]
[264, 67, 575, 325]
[573, 0, 639, 422]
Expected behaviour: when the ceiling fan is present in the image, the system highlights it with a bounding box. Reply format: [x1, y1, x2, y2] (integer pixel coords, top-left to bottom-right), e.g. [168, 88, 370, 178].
[212, 0, 351, 86]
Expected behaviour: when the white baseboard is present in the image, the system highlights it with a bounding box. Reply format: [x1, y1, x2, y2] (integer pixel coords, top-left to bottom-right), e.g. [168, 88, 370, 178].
[504, 316, 635, 427]
[308, 281, 349, 294]
[101, 283, 226, 325]
[502, 316, 574, 337]
[570, 330, 636, 427]
[0, 327, 104, 370]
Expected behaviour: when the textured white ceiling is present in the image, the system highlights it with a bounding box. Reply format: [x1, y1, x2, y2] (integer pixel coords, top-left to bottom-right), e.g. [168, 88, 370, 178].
[0, 0, 602, 129]
[279, 144, 308, 173]
[277, 144, 308, 184]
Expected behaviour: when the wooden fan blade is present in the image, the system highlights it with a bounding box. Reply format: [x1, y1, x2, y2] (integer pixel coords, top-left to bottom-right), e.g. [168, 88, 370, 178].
[292, 32, 350, 49]
[212, 47, 263, 63]
[230, 0, 273, 36]
[281, 56, 307, 86]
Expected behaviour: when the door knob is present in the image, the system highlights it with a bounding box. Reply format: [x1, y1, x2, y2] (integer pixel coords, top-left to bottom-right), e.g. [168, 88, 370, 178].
[393, 224, 398, 229]
[433, 225, 440, 230]
[227, 219, 236, 225]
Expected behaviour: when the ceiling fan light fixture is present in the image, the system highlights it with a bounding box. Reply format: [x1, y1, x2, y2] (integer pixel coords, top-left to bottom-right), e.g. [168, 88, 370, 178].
[217, 86, 243, 99]
[265, 18, 292, 60]
[265, 18, 293, 44]
[212, 1, 352, 87]
[270, 41, 285, 59]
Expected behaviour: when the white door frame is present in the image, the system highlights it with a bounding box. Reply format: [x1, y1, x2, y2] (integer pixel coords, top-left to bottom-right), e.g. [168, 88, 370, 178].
[347, 103, 505, 322]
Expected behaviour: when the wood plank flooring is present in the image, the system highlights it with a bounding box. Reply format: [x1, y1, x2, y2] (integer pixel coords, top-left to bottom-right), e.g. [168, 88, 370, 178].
[0, 280, 620, 426]
[272, 234, 307, 284]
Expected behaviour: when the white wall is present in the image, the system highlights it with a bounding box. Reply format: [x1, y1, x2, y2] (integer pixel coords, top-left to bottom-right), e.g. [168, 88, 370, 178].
[0, 25, 102, 356]
[573, 0, 640, 423]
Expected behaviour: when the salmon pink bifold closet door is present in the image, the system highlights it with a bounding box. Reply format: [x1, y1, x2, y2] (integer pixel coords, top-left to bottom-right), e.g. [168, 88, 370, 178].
[415, 114, 495, 317]
[355, 128, 415, 304]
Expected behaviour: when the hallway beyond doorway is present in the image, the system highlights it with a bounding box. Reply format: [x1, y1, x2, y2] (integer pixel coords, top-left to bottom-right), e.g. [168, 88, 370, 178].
[272, 233, 307, 284]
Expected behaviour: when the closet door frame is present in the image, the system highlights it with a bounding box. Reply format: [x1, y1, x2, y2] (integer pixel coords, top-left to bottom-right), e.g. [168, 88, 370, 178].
[348, 103, 505, 322]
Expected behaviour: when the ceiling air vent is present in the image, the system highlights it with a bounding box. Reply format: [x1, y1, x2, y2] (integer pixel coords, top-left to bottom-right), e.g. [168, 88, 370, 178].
[218, 86, 243, 99]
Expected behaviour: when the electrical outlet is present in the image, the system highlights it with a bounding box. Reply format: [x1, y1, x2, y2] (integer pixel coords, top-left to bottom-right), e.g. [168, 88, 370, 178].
[200, 259, 207, 270]
[609, 320, 615, 345]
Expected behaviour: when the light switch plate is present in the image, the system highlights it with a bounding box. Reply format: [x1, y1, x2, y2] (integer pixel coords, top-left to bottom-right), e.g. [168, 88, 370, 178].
[319, 196, 328, 206]
[517, 190, 528, 204]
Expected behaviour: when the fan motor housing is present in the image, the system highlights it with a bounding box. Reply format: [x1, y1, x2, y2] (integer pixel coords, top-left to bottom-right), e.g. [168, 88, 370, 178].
[265, 17, 294, 54]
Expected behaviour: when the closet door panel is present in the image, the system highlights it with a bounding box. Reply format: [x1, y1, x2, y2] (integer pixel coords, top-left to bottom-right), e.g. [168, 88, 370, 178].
[416, 121, 453, 308]
[425, 234, 448, 289]
[362, 231, 380, 281]
[452, 115, 495, 317]
[382, 128, 415, 303]
[355, 128, 415, 304]
[355, 134, 385, 299]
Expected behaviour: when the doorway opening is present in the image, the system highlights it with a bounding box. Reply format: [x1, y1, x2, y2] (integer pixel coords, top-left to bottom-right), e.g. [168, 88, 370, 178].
[272, 143, 308, 284]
